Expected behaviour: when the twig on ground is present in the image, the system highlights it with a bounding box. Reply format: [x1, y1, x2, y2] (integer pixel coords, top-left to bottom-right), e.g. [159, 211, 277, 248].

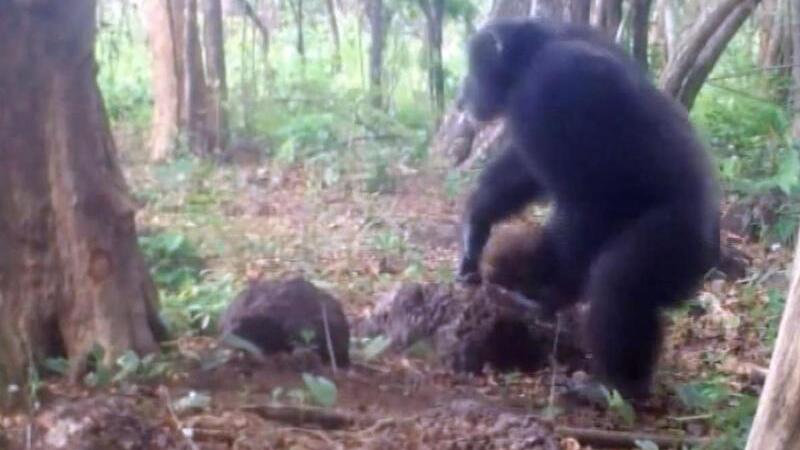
[555, 426, 710, 448]
[241, 404, 370, 430]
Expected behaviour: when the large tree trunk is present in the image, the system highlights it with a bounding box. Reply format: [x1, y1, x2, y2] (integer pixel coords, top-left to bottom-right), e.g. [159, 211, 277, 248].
[202, 0, 228, 155]
[0, 0, 165, 402]
[659, 0, 760, 108]
[368, 0, 388, 108]
[677, 0, 761, 109]
[325, 0, 343, 71]
[758, 0, 790, 67]
[145, 0, 184, 162]
[745, 226, 800, 449]
[631, 0, 653, 70]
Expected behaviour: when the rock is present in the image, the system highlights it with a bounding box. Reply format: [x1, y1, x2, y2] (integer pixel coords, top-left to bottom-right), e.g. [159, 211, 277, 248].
[220, 277, 350, 366]
[357, 282, 586, 374]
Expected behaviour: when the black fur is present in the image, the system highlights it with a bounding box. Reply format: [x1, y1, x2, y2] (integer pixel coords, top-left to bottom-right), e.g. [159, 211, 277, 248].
[457, 19, 720, 398]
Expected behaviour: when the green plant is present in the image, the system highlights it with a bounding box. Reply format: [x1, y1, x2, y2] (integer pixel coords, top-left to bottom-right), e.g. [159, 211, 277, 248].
[139, 231, 204, 292]
[302, 373, 338, 407]
[676, 378, 758, 450]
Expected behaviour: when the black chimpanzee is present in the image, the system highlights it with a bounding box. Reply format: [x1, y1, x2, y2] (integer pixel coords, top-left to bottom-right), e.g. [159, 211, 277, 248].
[456, 18, 720, 399]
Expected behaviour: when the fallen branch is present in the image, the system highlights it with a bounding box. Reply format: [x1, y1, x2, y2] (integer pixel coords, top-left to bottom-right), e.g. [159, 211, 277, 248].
[241, 404, 369, 430]
[555, 426, 710, 448]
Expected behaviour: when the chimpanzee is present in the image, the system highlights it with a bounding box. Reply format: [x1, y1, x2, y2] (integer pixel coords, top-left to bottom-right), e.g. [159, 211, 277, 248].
[456, 18, 720, 399]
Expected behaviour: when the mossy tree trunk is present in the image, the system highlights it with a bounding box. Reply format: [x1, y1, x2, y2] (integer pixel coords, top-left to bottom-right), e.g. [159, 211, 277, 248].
[0, 0, 165, 403]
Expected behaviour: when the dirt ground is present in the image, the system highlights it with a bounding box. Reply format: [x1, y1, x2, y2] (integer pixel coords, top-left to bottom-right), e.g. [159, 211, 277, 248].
[0, 142, 790, 450]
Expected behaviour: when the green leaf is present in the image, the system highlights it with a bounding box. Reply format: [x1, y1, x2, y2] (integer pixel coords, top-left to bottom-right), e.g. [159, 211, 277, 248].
[172, 391, 212, 413]
[302, 373, 338, 407]
[635, 439, 659, 450]
[113, 350, 141, 382]
[221, 332, 264, 359]
[43, 358, 70, 376]
[603, 387, 636, 426]
[361, 335, 392, 361]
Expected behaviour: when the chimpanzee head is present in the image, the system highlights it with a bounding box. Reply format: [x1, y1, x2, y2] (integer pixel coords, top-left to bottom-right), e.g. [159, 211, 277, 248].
[458, 19, 555, 122]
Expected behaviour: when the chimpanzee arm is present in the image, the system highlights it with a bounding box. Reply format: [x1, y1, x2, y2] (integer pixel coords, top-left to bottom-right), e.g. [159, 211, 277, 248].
[459, 148, 546, 281]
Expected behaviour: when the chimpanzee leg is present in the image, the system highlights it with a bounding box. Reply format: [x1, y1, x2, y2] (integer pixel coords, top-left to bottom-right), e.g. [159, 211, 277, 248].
[459, 148, 546, 280]
[583, 205, 713, 398]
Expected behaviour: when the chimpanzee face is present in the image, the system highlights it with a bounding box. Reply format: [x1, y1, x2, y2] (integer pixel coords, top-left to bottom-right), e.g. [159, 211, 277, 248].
[458, 29, 512, 122]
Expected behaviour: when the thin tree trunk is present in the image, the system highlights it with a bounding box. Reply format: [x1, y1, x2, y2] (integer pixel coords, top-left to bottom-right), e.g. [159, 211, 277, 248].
[235, 0, 270, 58]
[567, 0, 591, 23]
[632, 0, 653, 70]
[677, 0, 761, 109]
[325, 0, 343, 71]
[659, 0, 754, 102]
[792, 0, 800, 139]
[182, 0, 208, 154]
[419, 0, 446, 120]
[368, 0, 387, 108]
[202, 0, 228, 154]
[533, 0, 565, 19]
[291, 0, 306, 65]
[596, 0, 623, 36]
[491, 0, 533, 17]
[745, 226, 800, 449]
[145, 0, 183, 162]
[660, 0, 678, 60]
[0, 0, 165, 403]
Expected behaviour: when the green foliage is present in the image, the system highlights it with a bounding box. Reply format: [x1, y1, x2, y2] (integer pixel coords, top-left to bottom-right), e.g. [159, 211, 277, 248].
[138, 230, 236, 335]
[353, 335, 393, 361]
[96, 7, 152, 128]
[602, 387, 636, 426]
[302, 373, 338, 407]
[139, 232, 205, 291]
[676, 378, 758, 450]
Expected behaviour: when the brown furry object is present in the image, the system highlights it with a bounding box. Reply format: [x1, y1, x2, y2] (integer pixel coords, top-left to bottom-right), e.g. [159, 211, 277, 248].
[480, 221, 544, 301]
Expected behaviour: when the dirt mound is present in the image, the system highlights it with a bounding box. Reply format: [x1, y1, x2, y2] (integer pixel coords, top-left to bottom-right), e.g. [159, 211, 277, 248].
[220, 277, 350, 366]
[358, 282, 586, 374]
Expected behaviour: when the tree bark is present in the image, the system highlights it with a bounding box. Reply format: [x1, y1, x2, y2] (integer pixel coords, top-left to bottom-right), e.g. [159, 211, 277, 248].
[325, 0, 343, 71]
[792, 0, 800, 139]
[745, 227, 800, 449]
[677, 0, 761, 109]
[631, 0, 653, 70]
[182, 0, 208, 154]
[759, 0, 789, 67]
[659, 0, 757, 104]
[368, 0, 387, 108]
[533, 0, 566, 19]
[0, 0, 165, 401]
[202, 0, 228, 155]
[418, 0, 446, 120]
[145, 0, 184, 162]
[567, 0, 591, 23]
[659, 0, 678, 60]
[595, 0, 623, 36]
[291, 0, 306, 65]
[234, 0, 270, 58]
[490, 0, 533, 18]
